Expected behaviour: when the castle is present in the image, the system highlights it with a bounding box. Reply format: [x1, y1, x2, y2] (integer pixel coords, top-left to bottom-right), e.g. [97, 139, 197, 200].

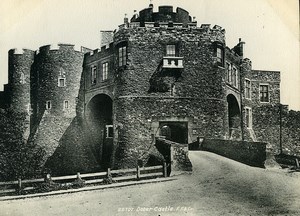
[0, 3, 299, 175]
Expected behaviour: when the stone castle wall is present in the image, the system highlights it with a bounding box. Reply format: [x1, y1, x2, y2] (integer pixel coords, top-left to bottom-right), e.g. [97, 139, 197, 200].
[112, 26, 229, 168]
[29, 44, 86, 168]
[1, 4, 299, 176]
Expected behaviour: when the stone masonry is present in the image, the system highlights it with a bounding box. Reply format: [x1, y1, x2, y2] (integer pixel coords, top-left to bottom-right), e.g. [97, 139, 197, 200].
[0, 3, 299, 175]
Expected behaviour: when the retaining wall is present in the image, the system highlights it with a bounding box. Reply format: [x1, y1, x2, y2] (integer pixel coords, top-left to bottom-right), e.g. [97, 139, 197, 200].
[201, 139, 267, 167]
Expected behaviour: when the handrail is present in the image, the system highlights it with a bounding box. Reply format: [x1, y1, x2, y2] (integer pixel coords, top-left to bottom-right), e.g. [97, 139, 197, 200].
[0, 163, 167, 196]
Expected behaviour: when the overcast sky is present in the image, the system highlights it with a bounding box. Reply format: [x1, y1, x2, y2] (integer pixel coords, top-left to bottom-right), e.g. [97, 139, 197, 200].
[0, 0, 299, 110]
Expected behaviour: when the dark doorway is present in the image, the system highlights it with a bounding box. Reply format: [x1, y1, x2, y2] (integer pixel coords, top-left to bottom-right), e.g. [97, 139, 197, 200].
[159, 121, 188, 144]
[86, 94, 113, 169]
[227, 94, 241, 138]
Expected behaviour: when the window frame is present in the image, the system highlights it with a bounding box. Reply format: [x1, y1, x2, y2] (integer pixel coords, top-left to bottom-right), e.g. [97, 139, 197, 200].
[118, 46, 127, 67]
[102, 62, 109, 81]
[245, 79, 251, 99]
[166, 44, 176, 57]
[106, 125, 113, 138]
[226, 62, 231, 83]
[245, 107, 252, 129]
[91, 65, 97, 85]
[259, 84, 270, 103]
[63, 100, 69, 110]
[217, 47, 223, 63]
[214, 42, 224, 67]
[46, 100, 51, 110]
[58, 77, 66, 87]
[232, 66, 237, 87]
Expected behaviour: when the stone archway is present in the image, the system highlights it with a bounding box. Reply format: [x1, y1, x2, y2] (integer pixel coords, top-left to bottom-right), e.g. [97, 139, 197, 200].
[85, 94, 113, 169]
[227, 94, 241, 139]
[159, 122, 188, 144]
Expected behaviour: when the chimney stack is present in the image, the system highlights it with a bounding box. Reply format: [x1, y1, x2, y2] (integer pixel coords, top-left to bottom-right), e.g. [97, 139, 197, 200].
[100, 31, 114, 48]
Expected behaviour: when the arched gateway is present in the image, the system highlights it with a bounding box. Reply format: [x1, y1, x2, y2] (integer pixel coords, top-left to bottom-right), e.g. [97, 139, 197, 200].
[85, 94, 113, 169]
[227, 94, 241, 139]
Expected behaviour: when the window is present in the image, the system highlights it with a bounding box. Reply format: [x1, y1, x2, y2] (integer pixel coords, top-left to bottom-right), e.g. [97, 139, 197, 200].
[226, 62, 239, 88]
[226, 62, 231, 82]
[232, 66, 237, 87]
[46, 101, 51, 110]
[118, 46, 127, 67]
[102, 62, 108, 81]
[58, 68, 66, 87]
[166, 45, 176, 57]
[260, 84, 269, 102]
[58, 78, 66, 87]
[213, 42, 224, 66]
[245, 107, 252, 128]
[64, 100, 69, 109]
[91, 66, 97, 84]
[245, 79, 251, 99]
[106, 125, 113, 138]
[217, 47, 223, 63]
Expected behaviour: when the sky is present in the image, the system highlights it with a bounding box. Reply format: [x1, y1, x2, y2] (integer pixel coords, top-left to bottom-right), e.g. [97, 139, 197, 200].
[0, 0, 299, 110]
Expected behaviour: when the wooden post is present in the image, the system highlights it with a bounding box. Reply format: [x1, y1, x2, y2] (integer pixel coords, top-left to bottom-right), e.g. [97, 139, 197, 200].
[77, 172, 81, 180]
[18, 178, 22, 190]
[45, 173, 51, 183]
[296, 158, 299, 168]
[136, 166, 140, 180]
[107, 168, 111, 177]
[163, 162, 167, 177]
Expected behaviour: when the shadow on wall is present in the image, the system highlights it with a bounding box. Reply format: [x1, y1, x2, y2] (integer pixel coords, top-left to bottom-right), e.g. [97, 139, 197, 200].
[44, 117, 101, 176]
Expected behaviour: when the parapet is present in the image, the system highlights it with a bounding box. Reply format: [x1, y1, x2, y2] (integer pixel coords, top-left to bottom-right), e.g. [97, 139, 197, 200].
[36, 43, 85, 55]
[118, 21, 225, 33]
[9, 48, 35, 55]
[85, 42, 114, 58]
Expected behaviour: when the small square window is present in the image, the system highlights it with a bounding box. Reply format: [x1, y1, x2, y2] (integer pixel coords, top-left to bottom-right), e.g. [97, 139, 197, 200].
[259, 84, 269, 102]
[64, 100, 69, 109]
[58, 78, 66, 87]
[46, 101, 51, 110]
[166, 45, 176, 57]
[106, 125, 113, 138]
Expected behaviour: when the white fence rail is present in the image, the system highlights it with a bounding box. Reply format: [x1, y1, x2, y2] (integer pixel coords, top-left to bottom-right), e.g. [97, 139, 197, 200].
[0, 163, 167, 196]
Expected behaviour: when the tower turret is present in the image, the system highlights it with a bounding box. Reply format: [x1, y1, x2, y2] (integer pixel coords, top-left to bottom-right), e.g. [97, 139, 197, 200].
[8, 48, 35, 113]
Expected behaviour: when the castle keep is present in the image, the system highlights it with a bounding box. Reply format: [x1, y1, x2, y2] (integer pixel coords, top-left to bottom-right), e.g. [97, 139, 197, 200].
[0, 4, 299, 175]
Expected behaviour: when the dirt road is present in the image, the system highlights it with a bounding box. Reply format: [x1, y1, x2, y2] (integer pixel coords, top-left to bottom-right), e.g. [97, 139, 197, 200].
[1, 151, 300, 216]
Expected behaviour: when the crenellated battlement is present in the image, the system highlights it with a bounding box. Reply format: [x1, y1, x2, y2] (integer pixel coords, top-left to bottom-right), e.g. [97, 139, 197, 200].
[114, 22, 226, 46]
[85, 42, 114, 58]
[118, 21, 225, 34]
[35, 43, 85, 55]
[9, 48, 35, 55]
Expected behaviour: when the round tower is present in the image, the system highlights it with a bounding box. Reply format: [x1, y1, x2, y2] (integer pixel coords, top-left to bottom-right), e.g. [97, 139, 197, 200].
[32, 44, 84, 120]
[8, 48, 35, 113]
[112, 6, 228, 168]
[30, 44, 85, 167]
